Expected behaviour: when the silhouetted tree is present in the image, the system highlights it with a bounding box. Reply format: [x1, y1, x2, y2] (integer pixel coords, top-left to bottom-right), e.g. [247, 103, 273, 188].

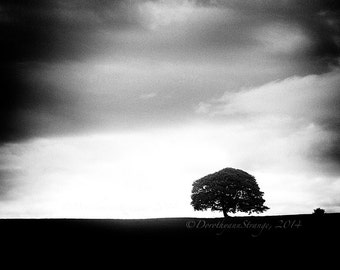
[191, 167, 269, 217]
[313, 208, 325, 215]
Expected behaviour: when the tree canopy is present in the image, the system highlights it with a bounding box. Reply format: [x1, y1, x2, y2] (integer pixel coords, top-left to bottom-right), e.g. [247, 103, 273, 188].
[191, 167, 269, 217]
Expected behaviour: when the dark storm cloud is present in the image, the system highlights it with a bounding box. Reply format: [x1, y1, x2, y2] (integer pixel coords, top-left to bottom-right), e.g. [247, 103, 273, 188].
[0, 0, 140, 62]
[3, 0, 340, 64]
[0, 0, 141, 143]
[198, 0, 340, 66]
[1, 0, 340, 146]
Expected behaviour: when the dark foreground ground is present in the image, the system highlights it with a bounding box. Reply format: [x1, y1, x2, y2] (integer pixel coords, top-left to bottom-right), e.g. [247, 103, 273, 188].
[1, 213, 339, 261]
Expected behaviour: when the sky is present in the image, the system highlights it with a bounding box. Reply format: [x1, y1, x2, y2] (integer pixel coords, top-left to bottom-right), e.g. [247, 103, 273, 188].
[1, 0, 340, 218]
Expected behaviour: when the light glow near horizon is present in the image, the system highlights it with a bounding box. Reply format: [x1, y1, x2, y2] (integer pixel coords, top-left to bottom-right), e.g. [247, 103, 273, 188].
[1, 120, 339, 218]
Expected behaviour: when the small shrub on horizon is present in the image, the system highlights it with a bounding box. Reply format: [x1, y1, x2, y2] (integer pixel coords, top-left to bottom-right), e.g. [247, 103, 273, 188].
[313, 208, 326, 215]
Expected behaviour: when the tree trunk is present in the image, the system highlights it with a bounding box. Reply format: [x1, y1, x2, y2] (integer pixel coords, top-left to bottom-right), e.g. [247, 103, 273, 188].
[222, 207, 229, 218]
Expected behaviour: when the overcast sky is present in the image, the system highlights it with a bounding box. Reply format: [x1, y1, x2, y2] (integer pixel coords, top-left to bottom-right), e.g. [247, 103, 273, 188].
[1, 0, 340, 218]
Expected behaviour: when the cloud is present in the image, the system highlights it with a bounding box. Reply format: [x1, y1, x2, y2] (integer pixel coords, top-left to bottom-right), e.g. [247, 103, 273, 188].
[0, 0, 142, 143]
[139, 0, 195, 29]
[196, 0, 340, 64]
[197, 68, 340, 174]
[1, 0, 340, 145]
[140, 92, 157, 100]
[203, 69, 340, 120]
[254, 23, 310, 55]
[2, 0, 339, 64]
[0, 0, 142, 62]
[0, 169, 17, 200]
[0, 143, 25, 201]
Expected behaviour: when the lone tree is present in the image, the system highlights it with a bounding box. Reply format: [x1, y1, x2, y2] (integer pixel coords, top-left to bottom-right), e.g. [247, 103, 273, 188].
[191, 167, 269, 217]
[313, 208, 325, 215]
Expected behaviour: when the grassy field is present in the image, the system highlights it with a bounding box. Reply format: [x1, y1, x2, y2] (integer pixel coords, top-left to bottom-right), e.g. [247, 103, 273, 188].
[1, 213, 339, 240]
[0, 214, 340, 264]
[1, 213, 338, 259]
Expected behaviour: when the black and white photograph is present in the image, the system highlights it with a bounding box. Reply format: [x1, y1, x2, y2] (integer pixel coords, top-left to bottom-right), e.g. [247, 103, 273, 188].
[1, 0, 340, 256]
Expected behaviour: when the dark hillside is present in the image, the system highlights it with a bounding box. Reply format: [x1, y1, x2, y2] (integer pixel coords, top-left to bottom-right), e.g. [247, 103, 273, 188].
[1, 213, 338, 261]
